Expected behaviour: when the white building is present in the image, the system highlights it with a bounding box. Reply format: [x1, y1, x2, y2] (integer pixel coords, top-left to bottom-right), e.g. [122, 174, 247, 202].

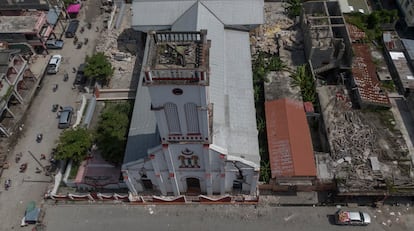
[397, 0, 414, 27]
[122, 0, 263, 197]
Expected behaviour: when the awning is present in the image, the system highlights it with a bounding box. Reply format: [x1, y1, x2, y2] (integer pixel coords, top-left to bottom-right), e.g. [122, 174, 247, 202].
[47, 8, 61, 25]
[24, 201, 40, 223]
[67, 4, 81, 14]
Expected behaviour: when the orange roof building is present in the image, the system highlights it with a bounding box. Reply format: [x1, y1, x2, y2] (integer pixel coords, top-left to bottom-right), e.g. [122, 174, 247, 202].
[265, 98, 317, 178]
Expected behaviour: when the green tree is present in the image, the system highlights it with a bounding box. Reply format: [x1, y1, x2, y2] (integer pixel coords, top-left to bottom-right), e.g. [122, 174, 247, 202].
[84, 52, 114, 84]
[95, 102, 132, 164]
[260, 160, 271, 183]
[367, 12, 380, 29]
[285, 0, 302, 19]
[55, 128, 93, 163]
[291, 64, 316, 103]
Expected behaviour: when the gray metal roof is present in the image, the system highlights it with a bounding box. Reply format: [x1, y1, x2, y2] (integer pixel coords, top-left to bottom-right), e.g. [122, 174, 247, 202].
[132, 0, 263, 29]
[123, 37, 160, 163]
[172, 1, 259, 165]
[126, 0, 261, 166]
[402, 39, 414, 61]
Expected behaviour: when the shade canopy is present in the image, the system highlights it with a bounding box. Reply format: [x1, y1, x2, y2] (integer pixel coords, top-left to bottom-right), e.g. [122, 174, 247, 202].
[67, 4, 81, 13]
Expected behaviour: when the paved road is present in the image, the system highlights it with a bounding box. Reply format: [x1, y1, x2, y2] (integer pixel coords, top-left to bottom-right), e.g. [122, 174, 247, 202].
[42, 204, 412, 231]
[0, 1, 103, 230]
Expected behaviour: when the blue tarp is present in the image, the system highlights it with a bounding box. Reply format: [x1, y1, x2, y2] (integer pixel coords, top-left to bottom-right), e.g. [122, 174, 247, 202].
[24, 201, 40, 223]
[47, 7, 61, 25]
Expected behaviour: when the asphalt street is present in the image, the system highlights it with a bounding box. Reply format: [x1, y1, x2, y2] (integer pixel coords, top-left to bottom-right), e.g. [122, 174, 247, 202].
[0, 1, 103, 230]
[42, 204, 412, 231]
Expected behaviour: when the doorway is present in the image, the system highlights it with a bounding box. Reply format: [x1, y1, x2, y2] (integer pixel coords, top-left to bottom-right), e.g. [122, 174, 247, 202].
[141, 179, 153, 190]
[186, 177, 201, 195]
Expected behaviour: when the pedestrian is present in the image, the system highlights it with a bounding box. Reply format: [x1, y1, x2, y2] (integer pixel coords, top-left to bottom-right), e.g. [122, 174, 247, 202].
[59, 106, 63, 111]
[40, 154, 46, 160]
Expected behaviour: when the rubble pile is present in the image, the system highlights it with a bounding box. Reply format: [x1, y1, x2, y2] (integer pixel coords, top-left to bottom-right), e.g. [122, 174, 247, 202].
[250, 3, 295, 55]
[95, 28, 136, 89]
[320, 86, 414, 193]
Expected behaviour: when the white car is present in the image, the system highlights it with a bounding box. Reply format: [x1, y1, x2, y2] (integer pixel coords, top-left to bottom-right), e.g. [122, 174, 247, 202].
[47, 54, 62, 74]
[335, 210, 371, 226]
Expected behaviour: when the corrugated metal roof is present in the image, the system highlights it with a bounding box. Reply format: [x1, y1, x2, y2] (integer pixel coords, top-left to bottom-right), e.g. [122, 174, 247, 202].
[265, 99, 317, 178]
[172, 1, 260, 165]
[389, 51, 414, 89]
[401, 38, 414, 61]
[132, 1, 194, 27]
[125, 0, 260, 166]
[132, 0, 263, 30]
[123, 37, 160, 164]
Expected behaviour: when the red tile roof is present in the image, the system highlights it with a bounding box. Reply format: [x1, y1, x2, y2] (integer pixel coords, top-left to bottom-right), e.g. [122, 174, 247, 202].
[265, 98, 317, 178]
[303, 101, 314, 113]
[347, 24, 366, 42]
[351, 44, 390, 106]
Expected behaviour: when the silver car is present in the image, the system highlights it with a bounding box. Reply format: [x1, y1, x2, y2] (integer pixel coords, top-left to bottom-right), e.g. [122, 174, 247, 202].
[335, 210, 371, 226]
[47, 54, 62, 74]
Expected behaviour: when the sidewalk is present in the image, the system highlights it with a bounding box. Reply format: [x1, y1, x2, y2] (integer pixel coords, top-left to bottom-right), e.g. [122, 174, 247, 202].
[389, 98, 414, 167]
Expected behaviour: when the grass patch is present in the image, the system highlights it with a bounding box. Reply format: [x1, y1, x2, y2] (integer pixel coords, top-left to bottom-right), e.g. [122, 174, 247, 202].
[381, 80, 396, 92]
[69, 162, 80, 179]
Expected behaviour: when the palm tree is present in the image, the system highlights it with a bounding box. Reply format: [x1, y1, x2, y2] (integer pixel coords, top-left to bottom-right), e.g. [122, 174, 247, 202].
[284, 0, 302, 19]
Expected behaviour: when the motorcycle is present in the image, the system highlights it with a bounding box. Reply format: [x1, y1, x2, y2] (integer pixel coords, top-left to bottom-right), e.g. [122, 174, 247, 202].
[84, 38, 88, 45]
[36, 133, 43, 143]
[77, 42, 83, 49]
[53, 84, 58, 92]
[15, 152, 22, 163]
[87, 22, 92, 30]
[64, 72, 69, 82]
[4, 179, 11, 190]
[52, 104, 59, 112]
[80, 27, 84, 33]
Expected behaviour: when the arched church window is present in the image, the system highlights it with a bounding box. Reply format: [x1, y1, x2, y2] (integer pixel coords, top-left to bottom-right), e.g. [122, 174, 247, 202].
[184, 103, 199, 134]
[164, 102, 181, 134]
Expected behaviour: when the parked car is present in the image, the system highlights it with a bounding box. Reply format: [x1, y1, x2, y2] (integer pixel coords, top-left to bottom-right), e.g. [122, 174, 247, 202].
[45, 39, 64, 49]
[335, 210, 371, 226]
[74, 63, 87, 86]
[65, 20, 79, 38]
[47, 54, 62, 74]
[58, 106, 74, 129]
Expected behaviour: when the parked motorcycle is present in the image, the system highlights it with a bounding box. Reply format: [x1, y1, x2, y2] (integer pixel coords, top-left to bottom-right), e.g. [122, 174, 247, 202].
[64, 72, 69, 82]
[15, 152, 22, 163]
[53, 84, 58, 92]
[77, 42, 83, 49]
[52, 104, 59, 112]
[4, 179, 11, 190]
[87, 22, 92, 30]
[84, 38, 88, 45]
[36, 133, 43, 143]
[80, 27, 84, 33]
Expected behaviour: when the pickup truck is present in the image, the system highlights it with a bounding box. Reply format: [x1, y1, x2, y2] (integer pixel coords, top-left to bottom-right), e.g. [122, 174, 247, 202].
[335, 210, 371, 226]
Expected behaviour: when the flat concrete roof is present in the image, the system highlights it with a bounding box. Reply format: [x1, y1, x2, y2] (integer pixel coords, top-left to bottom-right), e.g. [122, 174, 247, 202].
[0, 15, 40, 33]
